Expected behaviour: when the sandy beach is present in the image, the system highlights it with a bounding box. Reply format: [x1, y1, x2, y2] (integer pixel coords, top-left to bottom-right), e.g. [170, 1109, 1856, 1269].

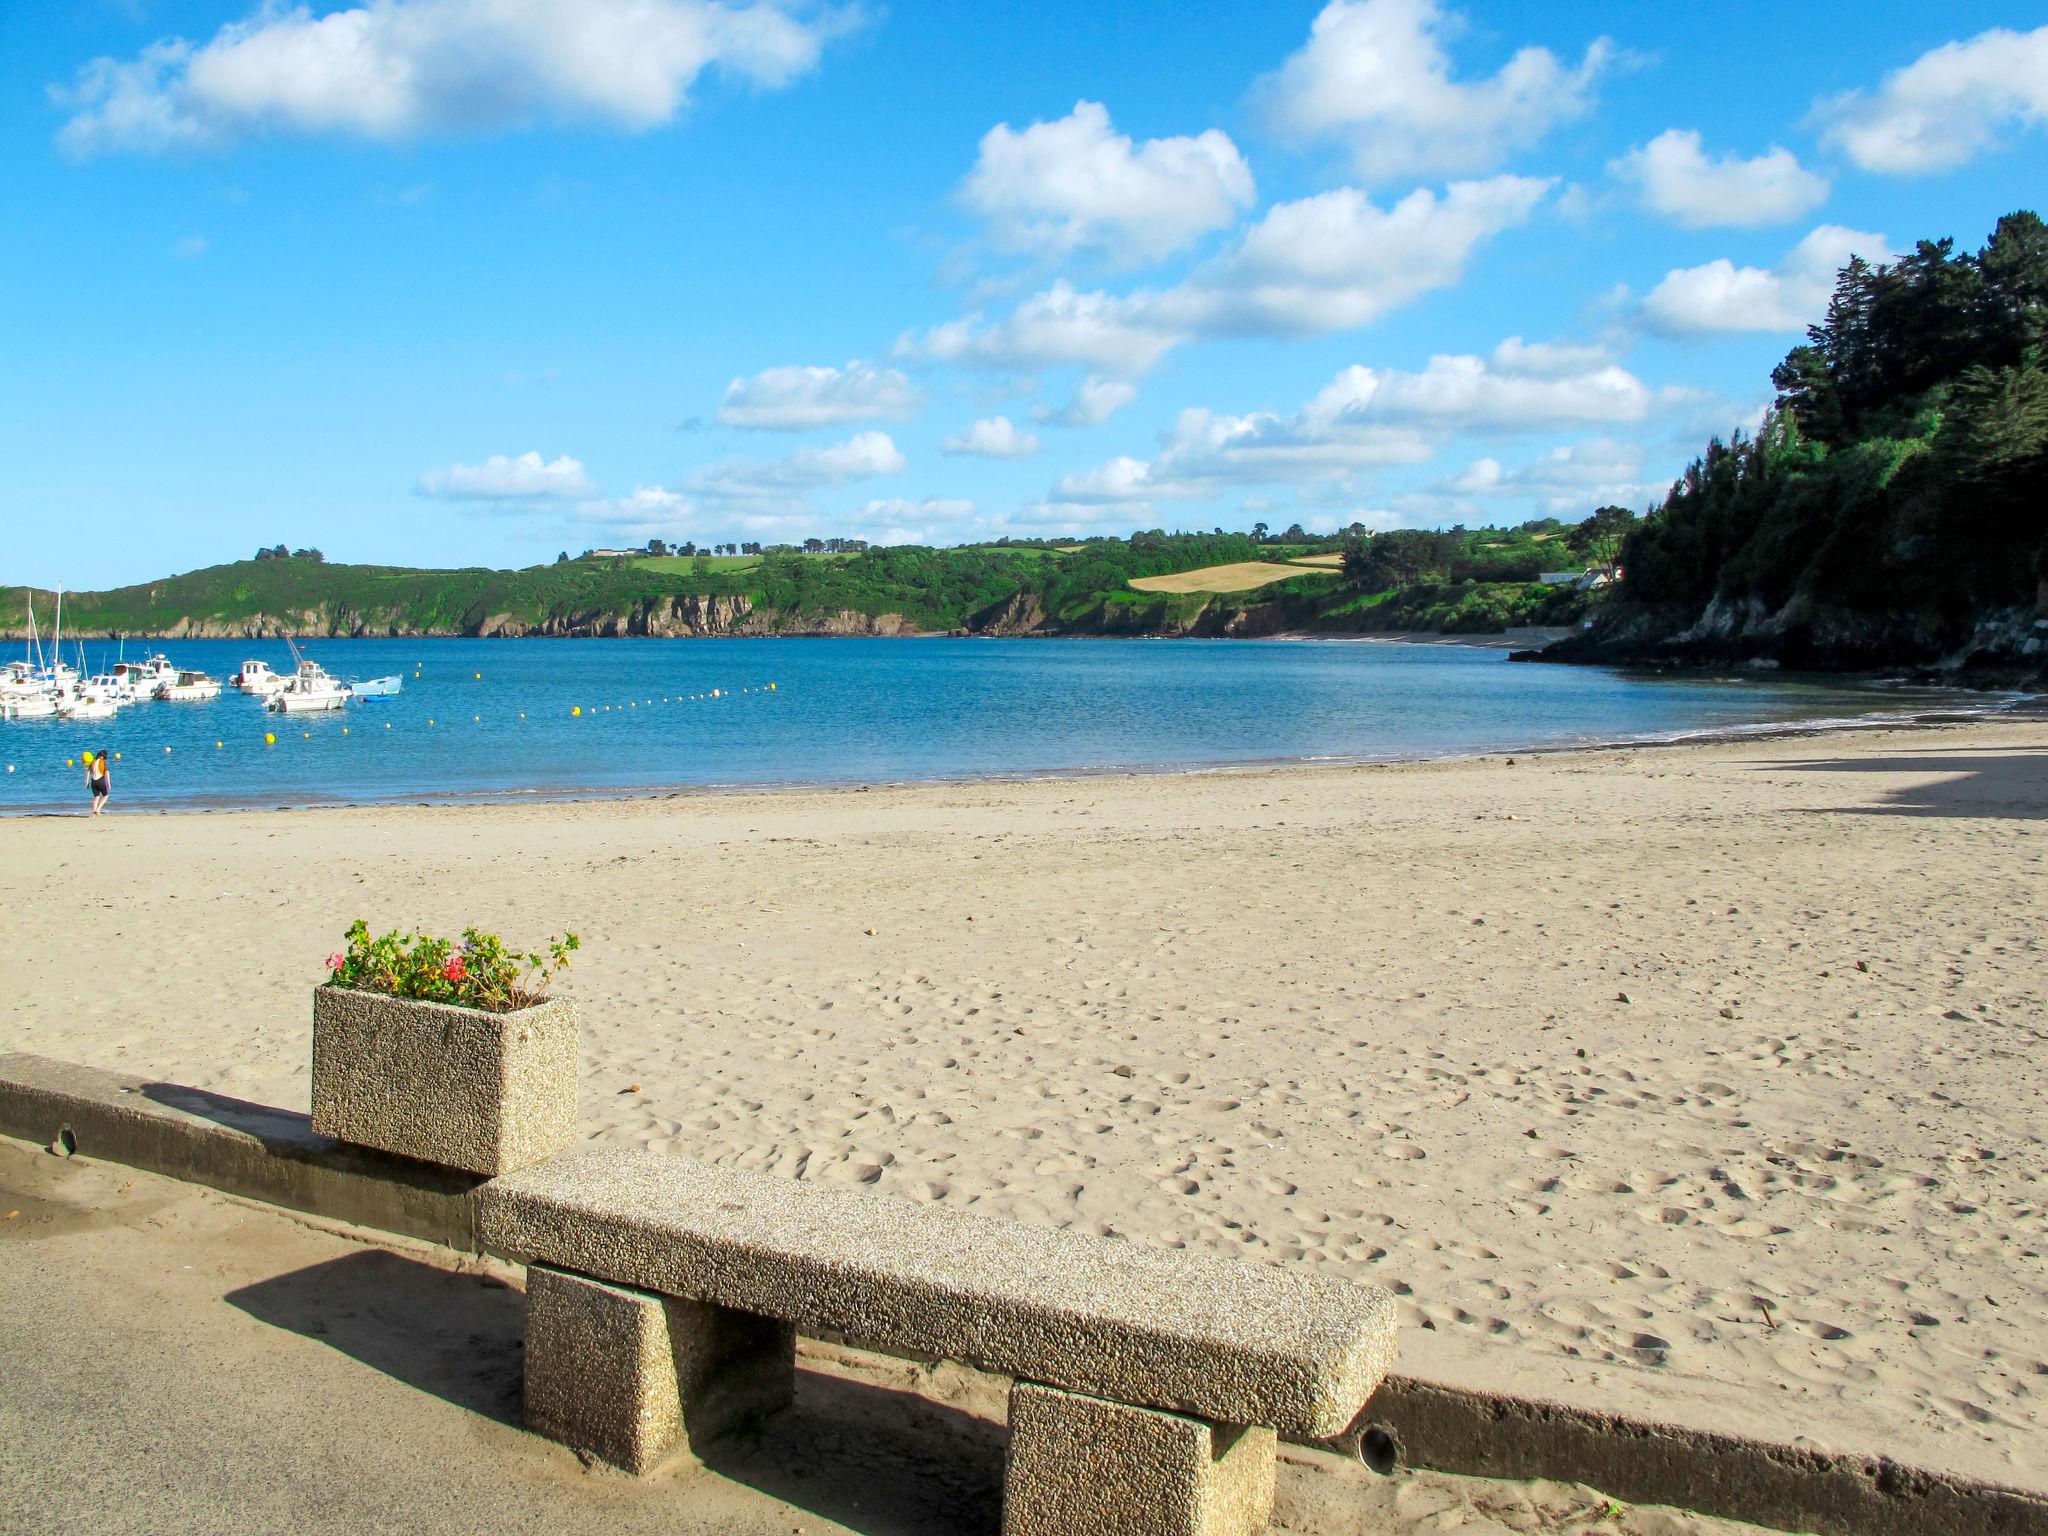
[3, 718, 2042, 1486]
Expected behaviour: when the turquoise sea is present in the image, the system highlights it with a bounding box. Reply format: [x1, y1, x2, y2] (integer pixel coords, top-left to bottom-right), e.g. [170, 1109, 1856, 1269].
[0, 636, 2009, 814]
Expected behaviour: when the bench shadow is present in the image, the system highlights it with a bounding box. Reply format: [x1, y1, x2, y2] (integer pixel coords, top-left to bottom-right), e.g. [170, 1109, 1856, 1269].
[225, 1251, 526, 1427]
[226, 1252, 1004, 1534]
[703, 1369, 1006, 1536]
[1765, 747, 2048, 822]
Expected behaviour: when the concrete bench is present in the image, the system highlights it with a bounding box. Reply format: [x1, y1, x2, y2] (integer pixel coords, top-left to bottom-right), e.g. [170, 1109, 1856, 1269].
[479, 1147, 1397, 1536]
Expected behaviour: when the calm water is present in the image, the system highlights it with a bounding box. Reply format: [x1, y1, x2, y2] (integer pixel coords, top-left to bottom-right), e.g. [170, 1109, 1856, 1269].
[0, 636, 2004, 814]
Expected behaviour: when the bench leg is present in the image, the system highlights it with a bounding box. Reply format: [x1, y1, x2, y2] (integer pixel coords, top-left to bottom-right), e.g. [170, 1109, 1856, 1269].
[523, 1264, 795, 1473]
[1003, 1381, 1276, 1536]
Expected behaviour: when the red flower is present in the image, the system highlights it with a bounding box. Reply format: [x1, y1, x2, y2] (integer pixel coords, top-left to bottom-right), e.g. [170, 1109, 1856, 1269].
[442, 956, 466, 983]
[326, 952, 346, 972]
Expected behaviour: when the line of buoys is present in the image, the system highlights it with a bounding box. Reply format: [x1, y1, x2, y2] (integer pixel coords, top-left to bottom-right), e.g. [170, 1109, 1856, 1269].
[9, 680, 783, 781]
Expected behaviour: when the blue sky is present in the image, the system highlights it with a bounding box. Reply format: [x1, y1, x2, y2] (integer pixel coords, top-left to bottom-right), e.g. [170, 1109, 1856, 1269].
[3, 0, 2045, 586]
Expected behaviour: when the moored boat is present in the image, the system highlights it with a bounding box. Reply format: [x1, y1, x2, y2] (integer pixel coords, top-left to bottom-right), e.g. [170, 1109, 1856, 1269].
[267, 659, 349, 713]
[113, 655, 177, 696]
[233, 659, 291, 695]
[156, 668, 222, 702]
[349, 675, 402, 698]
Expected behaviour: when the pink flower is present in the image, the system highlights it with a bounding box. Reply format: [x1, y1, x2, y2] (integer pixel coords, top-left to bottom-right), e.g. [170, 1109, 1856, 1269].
[326, 953, 346, 972]
[442, 956, 466, 983]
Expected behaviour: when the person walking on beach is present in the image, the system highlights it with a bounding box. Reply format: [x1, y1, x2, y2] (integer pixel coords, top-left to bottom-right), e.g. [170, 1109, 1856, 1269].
[84, 749, 110, 816]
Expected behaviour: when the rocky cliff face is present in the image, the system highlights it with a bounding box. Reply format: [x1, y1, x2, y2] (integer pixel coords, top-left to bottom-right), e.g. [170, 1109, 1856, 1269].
[1522, 593, 2048, 682]
[15, 594, 931, 641]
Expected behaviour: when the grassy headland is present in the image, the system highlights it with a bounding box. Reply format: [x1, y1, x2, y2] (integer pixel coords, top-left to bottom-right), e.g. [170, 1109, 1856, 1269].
[3, 525, 1599, 641]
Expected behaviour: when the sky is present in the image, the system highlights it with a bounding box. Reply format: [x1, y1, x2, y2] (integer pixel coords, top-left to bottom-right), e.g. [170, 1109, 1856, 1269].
[3, 1, 2045, 587]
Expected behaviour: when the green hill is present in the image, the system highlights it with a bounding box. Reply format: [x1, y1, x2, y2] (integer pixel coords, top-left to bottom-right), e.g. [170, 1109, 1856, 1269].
[4, 525, 1603, 643]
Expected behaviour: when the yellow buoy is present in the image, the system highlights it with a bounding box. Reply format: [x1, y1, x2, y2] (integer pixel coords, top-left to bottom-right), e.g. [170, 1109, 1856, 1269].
[264, 733, 276, 745]
[342, 726, 349, 734]
[428, 718, 435, 726]
[572, 706, 582, 717]
[473, 715, 480, 722]
[215, 741, 223, 749]
[474, 672, 481, 680]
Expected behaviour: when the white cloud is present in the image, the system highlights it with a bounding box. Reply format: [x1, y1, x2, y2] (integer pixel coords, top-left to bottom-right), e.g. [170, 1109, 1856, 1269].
[570, 485, 692, 531]
[1167, 176, 1552, 337]
[1043, 340, 1671, 514]
[900, 176, 1546, 375]
[1048, 396, 1433, 510]
[1353, 339, 1657, 429]
[1817, 25, 2048, 174]
[1641, 225, 1891, 336]
[942, 416, 1040, 458]
[1033, 375, 1138, 427]
[961, 100, 1254, 264]
[1448, 438, 1655, 511]
[170, 234, 209, 259]
[418, 450, 594, 500]
[54, 0, 859, 155]
[1611, 129, 1828, 228]
[687, 430, 905, 513]
[896, 281, 1184, 376]
[1260, 0, 1612, 181]
[855, 497, 978, 541]
[716, 360, 919, 431]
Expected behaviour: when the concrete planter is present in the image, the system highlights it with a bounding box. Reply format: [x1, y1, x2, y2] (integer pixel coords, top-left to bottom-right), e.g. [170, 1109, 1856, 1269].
[310, 985, 579, 1176]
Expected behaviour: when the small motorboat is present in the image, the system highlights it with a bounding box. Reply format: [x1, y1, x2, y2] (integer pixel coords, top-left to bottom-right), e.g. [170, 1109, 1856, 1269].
[0, 690, 57, 720]
[114, 655, 177, 697]
[156, 668, 222, 702]
[233, 659, 291, 695]
[349, 675, 402, 698]
[267, 659, 350, 713]
[58, 686, 118, 720]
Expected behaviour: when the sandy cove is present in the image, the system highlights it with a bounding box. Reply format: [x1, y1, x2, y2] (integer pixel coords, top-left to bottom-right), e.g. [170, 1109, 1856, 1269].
[2, 719, 2042, 1488]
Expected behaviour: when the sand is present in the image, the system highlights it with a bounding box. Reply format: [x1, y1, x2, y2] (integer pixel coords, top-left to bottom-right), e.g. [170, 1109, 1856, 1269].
[2, 718, 2043, 1490]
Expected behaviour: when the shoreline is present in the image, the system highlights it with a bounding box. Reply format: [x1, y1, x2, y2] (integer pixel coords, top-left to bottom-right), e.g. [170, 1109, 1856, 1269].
[0, 687, 2034, 819]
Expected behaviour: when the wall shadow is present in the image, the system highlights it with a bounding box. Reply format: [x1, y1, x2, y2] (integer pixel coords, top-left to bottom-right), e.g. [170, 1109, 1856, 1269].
[141, 1081, 314, 1139]
[1765, 746, 2048, 822]
[226, 1250, 525, 1426]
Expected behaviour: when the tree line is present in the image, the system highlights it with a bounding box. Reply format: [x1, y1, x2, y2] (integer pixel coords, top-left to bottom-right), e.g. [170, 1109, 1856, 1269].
[1620, 210, 2047, 624]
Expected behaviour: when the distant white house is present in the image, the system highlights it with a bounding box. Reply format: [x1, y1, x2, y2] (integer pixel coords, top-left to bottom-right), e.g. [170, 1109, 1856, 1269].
[584, 548, 641, 559]
[1579, 565, 1621, 590]
[1539, 566, 1621, 591]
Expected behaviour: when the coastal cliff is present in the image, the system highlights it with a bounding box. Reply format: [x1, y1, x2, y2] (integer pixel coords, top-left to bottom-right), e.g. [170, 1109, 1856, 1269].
[1519, 211, 2048, 687]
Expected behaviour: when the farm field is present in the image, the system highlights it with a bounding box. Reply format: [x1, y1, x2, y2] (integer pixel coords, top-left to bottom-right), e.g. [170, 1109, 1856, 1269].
[1128, 560, 1328, 594]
